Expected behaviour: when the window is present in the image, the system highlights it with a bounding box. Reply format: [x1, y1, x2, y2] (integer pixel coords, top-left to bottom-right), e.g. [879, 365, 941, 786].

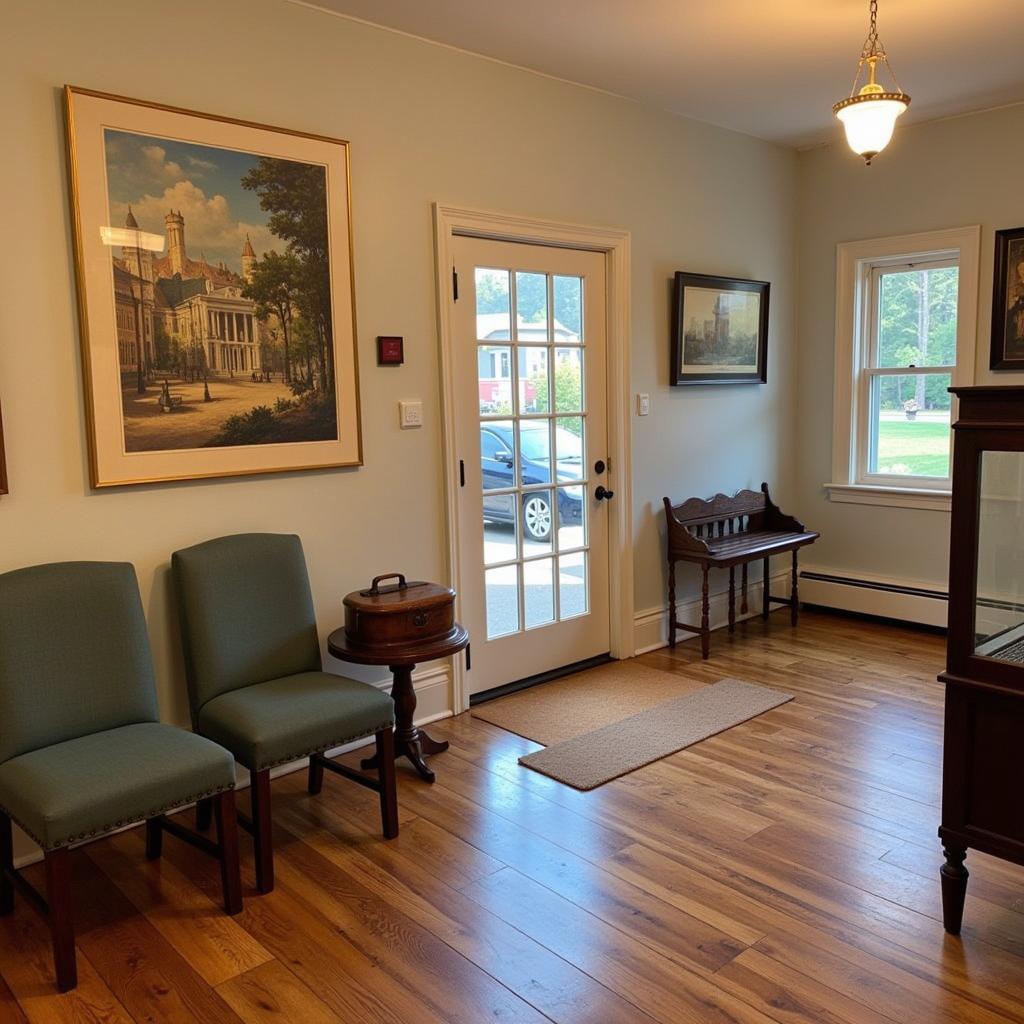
[829, 227, 980, 511]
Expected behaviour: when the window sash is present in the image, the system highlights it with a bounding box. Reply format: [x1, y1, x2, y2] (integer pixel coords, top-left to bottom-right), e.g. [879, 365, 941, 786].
[854, 255, 959, 488]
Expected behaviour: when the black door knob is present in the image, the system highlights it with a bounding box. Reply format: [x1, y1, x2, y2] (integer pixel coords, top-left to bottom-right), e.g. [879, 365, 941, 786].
[595, 485, 614, 501]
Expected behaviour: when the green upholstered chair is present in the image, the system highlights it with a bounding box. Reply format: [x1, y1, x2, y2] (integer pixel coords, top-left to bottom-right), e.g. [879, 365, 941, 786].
[172, 533, 398, 895]
[0, 561, 243, 993]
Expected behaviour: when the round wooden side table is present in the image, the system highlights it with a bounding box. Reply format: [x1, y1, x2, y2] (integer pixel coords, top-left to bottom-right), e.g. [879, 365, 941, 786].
[327, 624, 469, 783]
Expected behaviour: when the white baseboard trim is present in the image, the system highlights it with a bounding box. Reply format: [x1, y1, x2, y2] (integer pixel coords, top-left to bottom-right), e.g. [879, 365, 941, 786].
[797, 564, 947, 628]
[11, 664, 454, 869]
[633, 568, 792, 655]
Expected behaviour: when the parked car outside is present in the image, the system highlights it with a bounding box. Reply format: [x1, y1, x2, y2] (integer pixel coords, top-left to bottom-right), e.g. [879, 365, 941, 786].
[481, 420, 584, 541]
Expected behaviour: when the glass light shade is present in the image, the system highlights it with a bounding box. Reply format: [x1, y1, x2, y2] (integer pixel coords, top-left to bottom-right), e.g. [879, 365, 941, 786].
[835, 95, 909, 162]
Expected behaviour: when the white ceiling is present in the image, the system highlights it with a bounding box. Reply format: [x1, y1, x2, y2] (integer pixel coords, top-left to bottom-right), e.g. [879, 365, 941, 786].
[290, 0, 1024, 148]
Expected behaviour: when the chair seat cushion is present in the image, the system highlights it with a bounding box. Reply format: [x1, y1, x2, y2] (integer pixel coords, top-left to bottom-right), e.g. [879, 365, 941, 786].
[0, 722, 236, 851]
[197, 671, 395, 772]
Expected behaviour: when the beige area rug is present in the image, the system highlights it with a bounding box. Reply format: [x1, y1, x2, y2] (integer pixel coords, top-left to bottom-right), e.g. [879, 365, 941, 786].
[473, 663, 791, 790]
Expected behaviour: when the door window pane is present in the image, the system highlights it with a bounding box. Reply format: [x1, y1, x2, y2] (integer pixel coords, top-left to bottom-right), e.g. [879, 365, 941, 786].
[558, 552, 588, 620]
[518, 347, 549, 414]
[524, 557, 555, 629]
[478, 346, 512, 415]
[483, 499, 518, 566]
[554, 275, 583, 341]
[486, 565, 520, 639]
[475, 269, 510, 341]
[556, 485, 586, 551]
[553, 348, 584, 413]
[521, 489, 554, 554]
[868, 373, 951, 477]
[516, 272, 548, 340]
[877, 266, 959, 368]
[480, 422, 516, 492]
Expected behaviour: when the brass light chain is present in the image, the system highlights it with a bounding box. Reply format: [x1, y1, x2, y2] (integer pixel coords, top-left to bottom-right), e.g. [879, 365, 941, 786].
[846, 0, 906, 99]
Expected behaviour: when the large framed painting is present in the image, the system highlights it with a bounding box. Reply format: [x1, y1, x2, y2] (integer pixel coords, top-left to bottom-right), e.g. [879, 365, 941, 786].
[670, 272, 769, 385]
[990, 227, 1024, 371]
[64, 86, 362, 487]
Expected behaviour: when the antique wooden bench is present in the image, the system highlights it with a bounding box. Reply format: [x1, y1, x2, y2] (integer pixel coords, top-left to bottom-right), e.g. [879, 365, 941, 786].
[663, 482, 818, 658]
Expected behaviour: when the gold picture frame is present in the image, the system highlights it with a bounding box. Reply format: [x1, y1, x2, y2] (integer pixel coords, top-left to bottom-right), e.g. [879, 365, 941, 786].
[0, 402, 7, 495]
[64, 86, 362, 487]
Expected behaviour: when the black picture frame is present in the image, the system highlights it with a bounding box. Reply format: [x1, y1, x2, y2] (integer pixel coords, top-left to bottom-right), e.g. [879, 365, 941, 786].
[989, 227, 1024, 371]
[670, 272, 769, 386]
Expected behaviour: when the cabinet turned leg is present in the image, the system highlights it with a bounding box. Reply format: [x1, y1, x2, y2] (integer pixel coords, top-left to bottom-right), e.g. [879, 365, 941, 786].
[940, 843, 969, 935]
[728, 567, 736, 633]
[762, 557, 770, 619]
[700, 565, 710, 660]
[668, 560, 677, 649]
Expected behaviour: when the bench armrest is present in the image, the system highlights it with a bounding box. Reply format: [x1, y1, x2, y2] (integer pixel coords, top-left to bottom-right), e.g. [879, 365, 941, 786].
[760, 482, 806, 533]
[662, 497, 712, 557]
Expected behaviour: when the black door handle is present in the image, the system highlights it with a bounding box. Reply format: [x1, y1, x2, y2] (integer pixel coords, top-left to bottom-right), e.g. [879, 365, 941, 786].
[595, 485, 614, 501]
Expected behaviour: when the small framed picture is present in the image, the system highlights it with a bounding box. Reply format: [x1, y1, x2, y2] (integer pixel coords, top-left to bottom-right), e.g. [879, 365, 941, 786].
[377, 336, 404, 366]
[671, 272, 769, 385]
[990, 227, 1024, 371]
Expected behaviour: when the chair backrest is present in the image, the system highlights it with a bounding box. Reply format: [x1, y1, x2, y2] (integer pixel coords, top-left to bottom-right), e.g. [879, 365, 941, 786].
[172, 533, 321, 714]
[0, 561, 159, 764]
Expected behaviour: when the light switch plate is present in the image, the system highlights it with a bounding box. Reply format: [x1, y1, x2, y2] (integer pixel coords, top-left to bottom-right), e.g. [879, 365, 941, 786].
[637, 393, 650, 416]
[399, 400, 423, 429]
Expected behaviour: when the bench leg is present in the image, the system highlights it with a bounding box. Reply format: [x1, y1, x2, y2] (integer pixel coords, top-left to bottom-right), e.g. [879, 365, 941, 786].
[791, 550, 800, 626]
[740, 563, 748, 614]
[667, 559, 677, 649]
[700, 564, 710, 660]
[762, 557, 770, 620]
[728, 567, 736, 634]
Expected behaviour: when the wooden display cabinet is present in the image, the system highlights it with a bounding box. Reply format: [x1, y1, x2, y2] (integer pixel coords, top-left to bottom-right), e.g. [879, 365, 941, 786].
[940, 385, 1024, 933]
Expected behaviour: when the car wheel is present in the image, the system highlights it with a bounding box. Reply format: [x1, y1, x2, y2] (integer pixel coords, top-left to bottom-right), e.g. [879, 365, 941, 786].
[523, 493, 552, 542]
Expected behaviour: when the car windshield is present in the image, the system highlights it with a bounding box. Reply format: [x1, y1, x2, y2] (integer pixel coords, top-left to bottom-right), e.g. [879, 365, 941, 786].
[519, 425, 582, 463]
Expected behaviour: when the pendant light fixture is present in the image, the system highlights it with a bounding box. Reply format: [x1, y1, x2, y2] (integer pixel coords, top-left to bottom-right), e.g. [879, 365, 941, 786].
[833, 0, 910, 164]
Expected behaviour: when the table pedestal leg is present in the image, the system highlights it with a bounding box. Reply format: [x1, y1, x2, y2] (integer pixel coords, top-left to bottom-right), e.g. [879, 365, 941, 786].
[361, 664, 449, 783]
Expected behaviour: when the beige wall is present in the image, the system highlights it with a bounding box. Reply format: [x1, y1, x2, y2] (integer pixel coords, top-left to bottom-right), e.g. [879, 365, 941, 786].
[796, 103, 1024, 587]
[1, 0, 797, 744]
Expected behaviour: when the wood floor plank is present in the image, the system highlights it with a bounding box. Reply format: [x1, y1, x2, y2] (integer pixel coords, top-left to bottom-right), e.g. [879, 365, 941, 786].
[215, 960, 343, 1024]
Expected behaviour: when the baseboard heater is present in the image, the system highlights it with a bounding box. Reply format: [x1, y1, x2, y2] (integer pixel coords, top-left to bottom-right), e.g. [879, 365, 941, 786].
[798, 569, 948, 628]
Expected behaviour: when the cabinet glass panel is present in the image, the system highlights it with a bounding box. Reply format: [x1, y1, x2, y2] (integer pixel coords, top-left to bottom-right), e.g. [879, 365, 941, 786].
[974, 451, 1024, 662]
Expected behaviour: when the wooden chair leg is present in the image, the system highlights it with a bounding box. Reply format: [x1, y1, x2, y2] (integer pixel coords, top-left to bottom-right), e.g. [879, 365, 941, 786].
[44, 847, 76, 992]
[308, 754, 324, 796]
[762, 557, 771, 619]
[195, 798, 214, 832]
[376, 728, 399, 839]
[251, 769, 274, 895]
[667, 559, 677, 648]
[145, 817, 163, 861]
[214, 790, 243, 915]
[728, 567, 736, 634]
[0, 812, 13, 916]
[740, 563, 749, 614]
[791, 550, 800, 626]
[700, 565, 710, 660]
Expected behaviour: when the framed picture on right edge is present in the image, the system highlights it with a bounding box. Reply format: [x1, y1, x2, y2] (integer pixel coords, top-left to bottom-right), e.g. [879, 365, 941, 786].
[0, 402, 7, 495]
[990, 226, 1024, 370]
[670, 272, 769, 385]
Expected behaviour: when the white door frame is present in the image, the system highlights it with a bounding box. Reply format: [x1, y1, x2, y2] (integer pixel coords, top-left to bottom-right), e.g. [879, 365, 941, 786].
[433, 203, 633, 712]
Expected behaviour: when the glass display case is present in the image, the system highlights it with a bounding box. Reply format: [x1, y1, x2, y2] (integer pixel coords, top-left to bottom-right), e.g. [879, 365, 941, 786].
[940, 387, 1024, 935]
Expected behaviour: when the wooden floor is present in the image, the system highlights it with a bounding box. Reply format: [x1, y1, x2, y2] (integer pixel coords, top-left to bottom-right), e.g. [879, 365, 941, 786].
[3, 610, 1024, 1023]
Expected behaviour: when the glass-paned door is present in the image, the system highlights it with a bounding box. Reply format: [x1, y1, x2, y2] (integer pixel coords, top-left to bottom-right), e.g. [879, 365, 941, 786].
[452, 237, 610, 696]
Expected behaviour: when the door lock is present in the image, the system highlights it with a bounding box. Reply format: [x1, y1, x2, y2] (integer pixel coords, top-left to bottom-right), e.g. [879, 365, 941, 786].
[594, 459, 606, 475]
[595, 485, 614, 501]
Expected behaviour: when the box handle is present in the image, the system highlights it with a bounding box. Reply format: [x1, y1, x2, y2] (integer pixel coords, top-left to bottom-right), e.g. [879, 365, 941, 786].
[367, 573, 407, 595]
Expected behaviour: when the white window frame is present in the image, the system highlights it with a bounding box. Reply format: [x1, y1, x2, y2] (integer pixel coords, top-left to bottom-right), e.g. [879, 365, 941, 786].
[827, 226, 980, 512]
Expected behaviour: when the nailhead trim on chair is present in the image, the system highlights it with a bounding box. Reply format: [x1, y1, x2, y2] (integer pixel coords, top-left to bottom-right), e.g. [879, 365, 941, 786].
[244, 718, 396, 773]
[0, 780, 237, 851]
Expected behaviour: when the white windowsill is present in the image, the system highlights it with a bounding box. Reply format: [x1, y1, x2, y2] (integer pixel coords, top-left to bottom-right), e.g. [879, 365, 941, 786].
[824, 483, 952, 511]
